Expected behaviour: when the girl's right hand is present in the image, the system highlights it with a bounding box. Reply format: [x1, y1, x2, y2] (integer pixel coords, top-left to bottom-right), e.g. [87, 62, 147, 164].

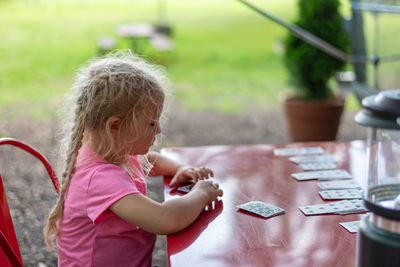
[191, 180, 223, 203]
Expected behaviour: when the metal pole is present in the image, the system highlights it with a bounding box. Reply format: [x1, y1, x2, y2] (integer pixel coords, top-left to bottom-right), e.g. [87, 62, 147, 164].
[373, 9, 380, 90]
[351, 0, 368, 84]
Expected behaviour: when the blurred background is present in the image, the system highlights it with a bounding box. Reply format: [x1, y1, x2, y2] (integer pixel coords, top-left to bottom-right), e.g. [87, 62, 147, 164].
[1, 0, 399, 118]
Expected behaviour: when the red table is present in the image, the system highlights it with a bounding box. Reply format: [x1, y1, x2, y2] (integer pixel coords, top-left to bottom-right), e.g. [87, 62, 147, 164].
[162, 141, 367, 267]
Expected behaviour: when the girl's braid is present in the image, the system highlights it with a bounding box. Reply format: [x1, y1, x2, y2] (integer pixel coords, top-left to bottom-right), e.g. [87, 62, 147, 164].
[44, 95, 88, 247]
[59, 101, 87, 194]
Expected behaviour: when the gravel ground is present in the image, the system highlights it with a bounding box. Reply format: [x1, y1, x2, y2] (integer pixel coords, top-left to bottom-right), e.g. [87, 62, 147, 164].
[0, 103, 366, 267]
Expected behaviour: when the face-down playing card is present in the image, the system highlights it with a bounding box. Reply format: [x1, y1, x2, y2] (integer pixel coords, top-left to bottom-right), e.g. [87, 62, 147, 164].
[236, 201, 285, 218]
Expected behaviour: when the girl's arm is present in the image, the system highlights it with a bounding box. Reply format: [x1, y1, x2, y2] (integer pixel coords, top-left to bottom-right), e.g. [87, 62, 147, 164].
[147, 151, 183, 177]
[148, 152, 214, 187]
[110, 179, 223, 234]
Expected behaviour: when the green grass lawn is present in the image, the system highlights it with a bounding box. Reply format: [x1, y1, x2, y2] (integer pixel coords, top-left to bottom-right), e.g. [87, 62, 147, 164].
[1, 0, 399, 118]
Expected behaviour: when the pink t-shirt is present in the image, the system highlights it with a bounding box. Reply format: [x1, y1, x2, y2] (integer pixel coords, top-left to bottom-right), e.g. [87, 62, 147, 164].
[57, 144, 156, 267]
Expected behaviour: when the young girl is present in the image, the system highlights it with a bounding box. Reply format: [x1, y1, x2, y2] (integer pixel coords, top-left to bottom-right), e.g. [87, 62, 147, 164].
[44, 51, 223, 266]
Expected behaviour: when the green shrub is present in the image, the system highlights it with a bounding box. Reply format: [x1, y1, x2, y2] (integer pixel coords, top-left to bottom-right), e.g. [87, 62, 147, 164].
[284, 0, 349, 100]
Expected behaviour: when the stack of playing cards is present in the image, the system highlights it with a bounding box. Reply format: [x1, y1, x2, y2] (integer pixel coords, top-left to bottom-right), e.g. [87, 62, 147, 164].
[274, 146, 342, 174]
[319, 188, 363, 200]
[318, 180, 363, 200]
[299, 199, 367, 215]
[317, 180, 361, 190]
[291, 169, 352, 181]
[289, 155, 337, 164]
[290, 154, 338, 171]
[236, 201, 285, 219]
[298, 162, 337, 171]
[273, 146, 324, 156]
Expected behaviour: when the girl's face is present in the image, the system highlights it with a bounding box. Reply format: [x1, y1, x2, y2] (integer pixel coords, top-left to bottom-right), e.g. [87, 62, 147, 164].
[127, 103, 163, 155]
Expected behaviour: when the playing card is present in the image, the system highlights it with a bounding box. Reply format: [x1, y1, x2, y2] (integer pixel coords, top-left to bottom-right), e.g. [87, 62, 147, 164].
[299, 162, 337, 171]
[334, 199, 367, 215]
[319, 188, 363, 200]
[339, 220, 360, 233]
[273, 146, 324, 156]
[299, 200, 353, 215]
[299, 199, 366, 215]
[318, 180, 361, 190]
[289, 155, 337, 164]
[291, 169, 352, 181]
[236, 201, 285, 218]
[176, 184, 194, 193]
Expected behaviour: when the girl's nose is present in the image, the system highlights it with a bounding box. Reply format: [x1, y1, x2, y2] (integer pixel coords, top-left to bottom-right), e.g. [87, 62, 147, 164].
[156, 122, 162, 135]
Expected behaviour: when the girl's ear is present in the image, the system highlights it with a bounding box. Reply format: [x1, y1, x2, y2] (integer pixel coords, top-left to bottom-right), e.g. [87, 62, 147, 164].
[108, 117, 121, 139]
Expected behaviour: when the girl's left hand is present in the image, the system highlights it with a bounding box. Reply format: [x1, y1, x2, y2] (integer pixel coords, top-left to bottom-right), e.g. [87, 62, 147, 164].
[169, 166, 214, 187]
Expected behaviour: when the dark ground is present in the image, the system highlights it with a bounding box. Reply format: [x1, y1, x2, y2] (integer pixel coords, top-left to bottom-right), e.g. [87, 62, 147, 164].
[0, 103, 366, 267]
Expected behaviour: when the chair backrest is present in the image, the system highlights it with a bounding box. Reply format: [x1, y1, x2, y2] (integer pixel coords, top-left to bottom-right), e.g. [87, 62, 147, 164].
[0, 138, 60, 266]
[0, 138, 60, 194]
[0, 174, 23, 267]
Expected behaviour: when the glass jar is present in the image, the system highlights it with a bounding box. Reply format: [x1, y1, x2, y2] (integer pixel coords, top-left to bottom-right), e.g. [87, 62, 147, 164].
[355, 89, 400, 267]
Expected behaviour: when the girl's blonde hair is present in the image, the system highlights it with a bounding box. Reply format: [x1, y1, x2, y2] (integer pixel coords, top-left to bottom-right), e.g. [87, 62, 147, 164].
[44, 50, 168, 248]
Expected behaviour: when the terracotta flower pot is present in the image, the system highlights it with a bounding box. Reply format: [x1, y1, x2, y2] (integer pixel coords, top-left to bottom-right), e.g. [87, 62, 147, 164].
[283, 96, 345, 142]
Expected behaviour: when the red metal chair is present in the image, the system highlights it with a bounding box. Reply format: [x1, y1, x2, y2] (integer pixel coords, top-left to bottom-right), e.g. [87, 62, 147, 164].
[0, 138, 60, 266]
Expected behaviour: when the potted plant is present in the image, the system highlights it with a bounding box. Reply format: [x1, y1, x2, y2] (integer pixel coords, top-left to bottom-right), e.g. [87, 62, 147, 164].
[283, 0, 349, 142]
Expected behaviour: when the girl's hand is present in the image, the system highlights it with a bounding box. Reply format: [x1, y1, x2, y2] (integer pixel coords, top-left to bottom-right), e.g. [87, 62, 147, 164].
[169, 166, 214, 187]
[191, 180, 223, 203]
